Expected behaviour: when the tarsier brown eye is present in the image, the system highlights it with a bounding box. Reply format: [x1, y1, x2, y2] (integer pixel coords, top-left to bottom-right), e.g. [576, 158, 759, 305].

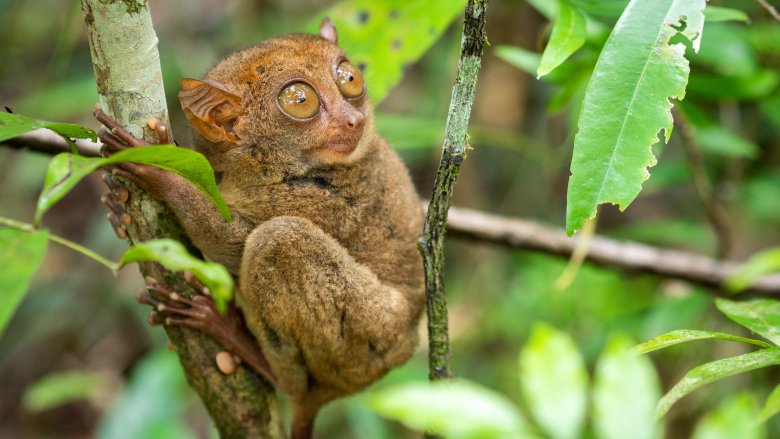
[278, 82, 320, 119]
[336, 61, 365, 99]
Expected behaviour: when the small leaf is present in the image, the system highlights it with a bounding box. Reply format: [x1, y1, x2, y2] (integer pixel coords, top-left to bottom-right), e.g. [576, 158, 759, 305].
[0, 111, 97, 144]
[0, 228, 48, 337]
[495, 45, 541, 76]
[565, 0, 707, 235]
[704, 6, 750, 23]
[593, 334, 662, 439]
[369, 380, 534, 439]
[715, 298, 780, 345]
[520, 323, 587, 439]
[758, 383, 780, 423]
[119, 239, 233, 312]
[23, 371, 106, 412]
[634, 329, 771, 354]
[537, 0, 587, 77]
[657, 348, 780, 418]
[726, 248, 780, 293]
[692, 393, 764, 439]
[35, 146, 230, 226]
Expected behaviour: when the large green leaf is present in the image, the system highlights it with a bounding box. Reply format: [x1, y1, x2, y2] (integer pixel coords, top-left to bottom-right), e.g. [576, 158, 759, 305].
[657, 348, 780, 417]
[35, 146, 230, 226]
[0, 229, 48, 337]
[537, 0, 587, 78]
[593, 334, 662, 439]
[0, 111, 96, 148]
[369, 380, 535, 439]
[519, 323, 587, 439]
[314, 0, 466, 103]
[565, 0, 706, 235]
[715, 299, 780, 346]
[97, 350, 196, 439]
[634, 329, 771, 354]
[692, 393, 765, 439]
[726, 249, 780, 293]
[23, 371, 107, 412]
[119, 239, 233, 312]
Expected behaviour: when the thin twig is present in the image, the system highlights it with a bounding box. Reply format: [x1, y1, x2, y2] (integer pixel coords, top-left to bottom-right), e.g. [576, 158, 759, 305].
[418, 0, 488, 386]
[443, 205, 780, 295]
[757, 0, 780, 22]
[674, 110, 734, 259]
[3, 128, 102, 157]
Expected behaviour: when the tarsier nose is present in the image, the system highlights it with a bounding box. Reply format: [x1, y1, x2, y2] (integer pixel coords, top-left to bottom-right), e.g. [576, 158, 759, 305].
[345, 110, 366, 130]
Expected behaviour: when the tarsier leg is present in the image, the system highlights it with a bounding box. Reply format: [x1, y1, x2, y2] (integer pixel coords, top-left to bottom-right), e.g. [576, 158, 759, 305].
[100, 173, 131, 239]
[239, 216, 418, 398]
[138, 276, 277, 385]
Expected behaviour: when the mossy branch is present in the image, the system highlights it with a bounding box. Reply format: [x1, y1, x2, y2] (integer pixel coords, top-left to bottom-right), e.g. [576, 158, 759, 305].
[418, 0, 488, 383]
[79, 1, 283, 437]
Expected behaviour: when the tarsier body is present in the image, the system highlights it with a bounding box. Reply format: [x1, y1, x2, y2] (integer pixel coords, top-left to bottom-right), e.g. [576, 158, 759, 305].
[100, 20, 424, 439]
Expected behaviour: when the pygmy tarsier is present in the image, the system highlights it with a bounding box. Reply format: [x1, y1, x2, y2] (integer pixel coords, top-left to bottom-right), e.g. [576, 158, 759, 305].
[97, 17, 425, 439]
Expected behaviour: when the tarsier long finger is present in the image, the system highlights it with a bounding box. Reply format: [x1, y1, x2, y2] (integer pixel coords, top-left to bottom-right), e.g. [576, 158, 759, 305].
[96, 18, 424, 439]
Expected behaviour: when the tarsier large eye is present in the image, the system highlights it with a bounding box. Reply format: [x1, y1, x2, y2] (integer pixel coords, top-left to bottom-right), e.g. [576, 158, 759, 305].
[278, 82, 320, 119]
[336, 61, 365, 99]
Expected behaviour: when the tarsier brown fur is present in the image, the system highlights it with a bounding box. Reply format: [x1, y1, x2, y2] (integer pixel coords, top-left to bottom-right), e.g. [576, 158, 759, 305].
[97, 18, 424, 439]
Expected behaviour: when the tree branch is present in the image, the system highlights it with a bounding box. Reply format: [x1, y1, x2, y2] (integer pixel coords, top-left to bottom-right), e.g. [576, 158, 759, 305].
[6, 134, 775, 295]
[757, 0, 780, 22]
[79, 1, 282, 437]
[419, 0, 488, 386]
[444, 205, 780, 295]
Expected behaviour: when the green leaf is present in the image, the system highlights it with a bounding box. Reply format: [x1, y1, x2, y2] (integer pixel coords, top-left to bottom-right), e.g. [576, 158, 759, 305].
[657, 348, 780, 418]
[97, 350, 196, 439]
[715, 299, 780, 345]
[0, 111, 97, 146]
[537, 1, 587, 77]
[119, 239, 233, 312]
[593, 334, 662, 439]
[692, 393, 765, 439]
[726, 249, 780, 293]
[495, 45, 541, 76]
[520, 323, 587, 439]
[23, 371, 106, 412]
[35, 146, 230, 226]
[527, 0, 556, 19]
[704, 6, 750, 23]
[0, 229, 48, 337]
[565, 0, 706, 235]
[634, 329, 772, 354]
[314, 0, 466, 104]
[369, 380, 534, 439]
[758, 383, 780, 423]
[758, 384, 780, 422]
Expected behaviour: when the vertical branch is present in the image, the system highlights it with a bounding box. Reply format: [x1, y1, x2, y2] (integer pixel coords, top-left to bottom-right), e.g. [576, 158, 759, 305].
[419, 0, 488, 382]
[80, 1, 283, 437]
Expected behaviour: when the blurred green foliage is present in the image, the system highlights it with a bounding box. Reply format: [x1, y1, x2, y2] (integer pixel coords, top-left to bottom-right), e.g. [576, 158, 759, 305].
[1, 0, 780, 438]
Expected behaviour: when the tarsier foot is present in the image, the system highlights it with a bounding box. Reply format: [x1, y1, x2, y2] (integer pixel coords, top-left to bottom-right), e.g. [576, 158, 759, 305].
[138, 275, 277, 384]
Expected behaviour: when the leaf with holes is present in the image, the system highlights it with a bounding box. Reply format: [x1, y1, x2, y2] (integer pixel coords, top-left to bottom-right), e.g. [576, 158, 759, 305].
[119, 239, 233, 312]
[565, 0, 707, 235]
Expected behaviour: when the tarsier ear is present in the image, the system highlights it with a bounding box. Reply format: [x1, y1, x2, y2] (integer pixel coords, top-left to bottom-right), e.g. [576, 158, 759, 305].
[319, 17, 338, 44]
[179, 78, 244, 144]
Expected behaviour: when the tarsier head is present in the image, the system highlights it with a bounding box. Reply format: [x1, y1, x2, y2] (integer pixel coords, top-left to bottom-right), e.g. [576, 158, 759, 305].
[178, 18, 373, 174]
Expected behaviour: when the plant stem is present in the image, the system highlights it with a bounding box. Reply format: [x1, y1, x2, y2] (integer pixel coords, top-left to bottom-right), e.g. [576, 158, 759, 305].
[0, 216, 117, 271]
[419, 0, 488, 384]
